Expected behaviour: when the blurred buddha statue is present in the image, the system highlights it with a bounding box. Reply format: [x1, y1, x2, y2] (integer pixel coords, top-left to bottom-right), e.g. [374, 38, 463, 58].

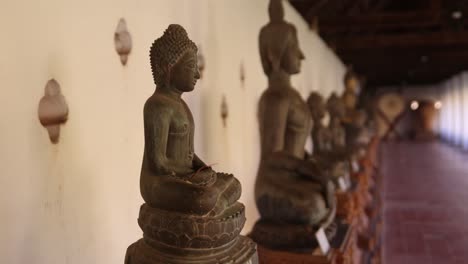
[328, 93, 347, 151]
[125, 24, 257, 264]
[341, 68, 371, 152]
[251, 0, 336, 250]
[307, 91, 332, 154]
[307, 91, 349, 187]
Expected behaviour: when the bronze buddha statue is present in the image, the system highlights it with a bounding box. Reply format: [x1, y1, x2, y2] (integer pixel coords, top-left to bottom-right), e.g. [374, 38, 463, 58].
[341, 69, 370, 151]
[307, 92, 350, 187]
[250, 0, 336, 250]
[125, 24, 257, 264]
[327, 93, 347, 151]
[307, 91, 332, 154]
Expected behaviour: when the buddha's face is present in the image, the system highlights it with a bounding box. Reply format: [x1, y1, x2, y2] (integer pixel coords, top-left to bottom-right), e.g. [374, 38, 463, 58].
[345, 77, 360, 95]
[343, 92, 357, 109]
[315, 101, 326, 120]
[170, 50, 200, 92]
[328, 98, 346, 119]
[310, 99, 326, 121]
[282, 36, 304, 74]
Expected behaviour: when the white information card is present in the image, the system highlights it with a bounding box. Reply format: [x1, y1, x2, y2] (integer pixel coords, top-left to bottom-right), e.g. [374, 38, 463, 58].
[315, 227, 330, 255]
[338, 176, 348, 191]
[352, 160, 360, 173]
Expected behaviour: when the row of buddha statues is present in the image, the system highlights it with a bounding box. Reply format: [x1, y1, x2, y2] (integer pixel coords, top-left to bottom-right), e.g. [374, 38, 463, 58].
[124, 0, 378, 263]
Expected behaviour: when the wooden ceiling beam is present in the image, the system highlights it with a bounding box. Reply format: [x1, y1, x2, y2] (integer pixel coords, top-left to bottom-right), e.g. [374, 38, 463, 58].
[372, 0, 391, 12]
[357, 64, 468, 75]
[288, 0, 468, 86]
[337, 45, 468, 55]
[320, 11, 440, 33]
[359, 65, 468, 84]
[347, 0, 378, 16]
[340, 49, 468, 64]
[366, 72, 461, 86]
[332, 30, 468, 51]
[304, 0, 330, 20]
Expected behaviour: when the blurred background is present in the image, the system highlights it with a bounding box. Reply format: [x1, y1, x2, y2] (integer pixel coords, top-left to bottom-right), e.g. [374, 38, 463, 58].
[1, 0, 467, 263]
[290, 0, 468, 144]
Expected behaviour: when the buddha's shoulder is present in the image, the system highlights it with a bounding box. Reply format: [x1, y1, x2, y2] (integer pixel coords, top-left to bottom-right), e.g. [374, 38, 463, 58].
[143, 95, 175, 114]
[260, 89, 292, 104]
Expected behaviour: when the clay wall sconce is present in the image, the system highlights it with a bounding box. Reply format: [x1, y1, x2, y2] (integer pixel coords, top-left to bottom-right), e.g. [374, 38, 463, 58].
[197, 45, 206, 79]
[114, 18, 132, 66]
[221, 95, 228, 127]
[240, 61, 245, 88]
[38, 79, 69, 144]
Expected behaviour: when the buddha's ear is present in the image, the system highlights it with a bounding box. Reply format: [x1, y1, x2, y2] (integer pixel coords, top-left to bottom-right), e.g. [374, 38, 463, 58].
[268, 49, 280, 73]
[165, 65, 172, 86]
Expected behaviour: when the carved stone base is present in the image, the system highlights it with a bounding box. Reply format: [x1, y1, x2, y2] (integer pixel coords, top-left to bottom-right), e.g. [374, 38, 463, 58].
[138, 202, 247, 249]
[125, 236, 258, 264]
[249, 220, 337, 250]
[125, 203, 258, 263]
[255, 223, 355, 264]
[330, 223, 356, 264]
[256, 245, 334, 264]
[335, 191, 358, 223]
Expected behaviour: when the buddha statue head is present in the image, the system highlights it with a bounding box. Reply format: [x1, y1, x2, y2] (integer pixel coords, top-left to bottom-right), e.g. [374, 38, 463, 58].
[343, 68, 360, 94]
[259, 0, 305, 77]
[307, 91, 326, 123]
[327, 92, 346, 121]
[150, 24, 200, 93]
[343, 68, 361, 110]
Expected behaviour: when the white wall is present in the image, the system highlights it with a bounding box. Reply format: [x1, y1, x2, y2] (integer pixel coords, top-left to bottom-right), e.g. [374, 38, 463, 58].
[437, 71, 468, 148]
[0, 0, 346, 263]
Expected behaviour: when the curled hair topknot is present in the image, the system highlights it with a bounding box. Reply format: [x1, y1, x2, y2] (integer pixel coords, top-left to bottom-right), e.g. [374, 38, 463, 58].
[150, 24, 198, 86]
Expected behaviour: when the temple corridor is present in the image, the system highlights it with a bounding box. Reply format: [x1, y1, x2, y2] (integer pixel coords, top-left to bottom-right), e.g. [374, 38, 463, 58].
[382, 142, 468, 264]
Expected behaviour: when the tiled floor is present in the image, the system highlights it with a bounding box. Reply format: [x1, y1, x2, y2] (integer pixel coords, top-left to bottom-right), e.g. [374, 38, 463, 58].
[382, 142, 468, 264]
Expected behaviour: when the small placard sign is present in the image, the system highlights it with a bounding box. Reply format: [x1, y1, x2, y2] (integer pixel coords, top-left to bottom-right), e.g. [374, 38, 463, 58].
[338, 176, 348, 191]
[352, 160, 360, 173]
[345, 171, 352, 188]
[315, 227, 330, 254]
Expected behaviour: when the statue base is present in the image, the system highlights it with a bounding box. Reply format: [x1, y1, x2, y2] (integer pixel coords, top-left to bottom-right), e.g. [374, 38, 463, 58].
[125, 236, 258, 264]
[335, 190, 358, 223]
[254, 223, 356, 264]
[125, 203, 258, 263]
[249, 219, 337, 250]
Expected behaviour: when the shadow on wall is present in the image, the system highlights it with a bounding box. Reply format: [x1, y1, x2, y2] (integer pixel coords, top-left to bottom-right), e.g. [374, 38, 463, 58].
[19, 112, 100, 263]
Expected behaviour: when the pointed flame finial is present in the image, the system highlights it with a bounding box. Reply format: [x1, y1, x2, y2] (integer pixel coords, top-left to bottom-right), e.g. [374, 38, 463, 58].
[269, 0, 284, 23]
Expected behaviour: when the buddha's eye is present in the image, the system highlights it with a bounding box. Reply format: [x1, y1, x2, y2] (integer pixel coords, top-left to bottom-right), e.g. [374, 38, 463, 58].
[184, 60, 196, 70]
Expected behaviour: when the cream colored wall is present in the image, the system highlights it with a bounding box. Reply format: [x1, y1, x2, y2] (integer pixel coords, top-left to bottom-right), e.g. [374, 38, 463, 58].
[0, 0, 345, 263]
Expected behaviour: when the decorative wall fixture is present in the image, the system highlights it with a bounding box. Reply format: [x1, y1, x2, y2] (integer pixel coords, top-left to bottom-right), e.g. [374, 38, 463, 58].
[240, 61, 245, 88]
[221, 95, 228, 127]
[114, 18, 132, 66]
[38, 79, 69, 144]
[376, 92, 406, 139]
[197, 45, 205, 79]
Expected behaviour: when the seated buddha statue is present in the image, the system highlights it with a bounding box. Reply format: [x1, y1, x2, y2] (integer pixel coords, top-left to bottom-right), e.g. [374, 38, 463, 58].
[251, 0, 336, 250]
[307, 91, 349, 186]
[341, 69, 371, 152]
[307, 91, 332, 154]
[125, 24, 257, 264]
[327, 93, 348, 152]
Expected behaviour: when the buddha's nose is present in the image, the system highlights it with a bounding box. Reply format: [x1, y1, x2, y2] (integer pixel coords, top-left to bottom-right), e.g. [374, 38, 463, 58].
[195, 69, 201, 79]
[299, 50, 305, 60]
